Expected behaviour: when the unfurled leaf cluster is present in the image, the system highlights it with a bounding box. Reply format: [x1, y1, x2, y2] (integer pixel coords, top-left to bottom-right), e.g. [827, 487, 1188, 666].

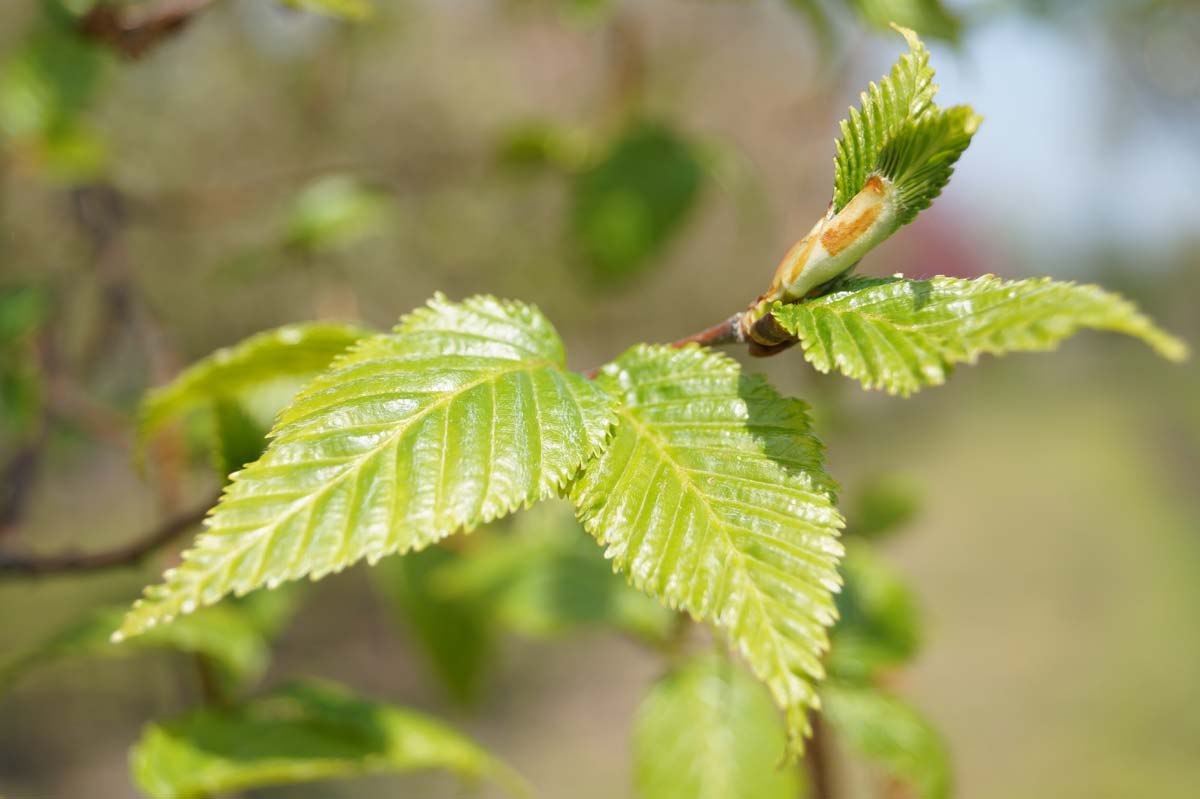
[118, 293, 846, 757]
[100, 26, 1188, 799]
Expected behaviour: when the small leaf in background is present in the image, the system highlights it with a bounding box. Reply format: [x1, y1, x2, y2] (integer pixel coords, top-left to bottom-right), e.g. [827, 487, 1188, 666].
[821, 680, 951, 799]
[138, 321, 371, 454]
[0, 604, 270, 695]
[828, 541, 922, 682]
[634, 655, 801, 799]
[278, 0, 375, 20]
[433, 502, 675, 642]
[771, 275, 1188, 396]
[496, 120, 594, 173]
[284, 175, 393, 255]
[117, 295, 616, 641]
[373, 545, 496, 705]
[0, 16, 109, 180]
[848, 473, 921, 540]
[570, 122, 704, 284]
[210, 397, 271, 481]
[843, 0, 962, 43]
[571, 344, 843, 751]
[130, 680, 527, 799]
[0, 285, 47, 433]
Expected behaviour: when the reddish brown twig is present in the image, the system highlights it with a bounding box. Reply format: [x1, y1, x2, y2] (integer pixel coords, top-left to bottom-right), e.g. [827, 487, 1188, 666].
[81, 0, 217, 60]
[0, 496, 215, 576]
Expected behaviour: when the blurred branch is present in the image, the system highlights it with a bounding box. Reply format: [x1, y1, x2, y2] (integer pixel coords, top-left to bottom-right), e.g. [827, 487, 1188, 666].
[805, 712, 836, 799]
[0, 494, 216, 576]
[81, 0, 218, 60]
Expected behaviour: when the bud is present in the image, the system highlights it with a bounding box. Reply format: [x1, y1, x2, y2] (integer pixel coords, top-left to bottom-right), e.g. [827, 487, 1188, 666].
[767, 175, 899, 303]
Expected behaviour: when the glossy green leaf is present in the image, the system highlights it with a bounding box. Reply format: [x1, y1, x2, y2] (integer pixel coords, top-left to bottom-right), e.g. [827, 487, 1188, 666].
[832, 26, 936, 213]
[634, 656, 801, 799]
[828, 541, 921, 681]
[130, 680, 526, 799]
[821, 681, 951, 799]
[571, 344, 843, 750]
[571, 122, 704, 284]
[140, 322, 371, 452]
[117, 295, 616, 641]
[844, 0, 962, 42]
[373, 545, 495, 705]
[433, 502, 675, 641]
[772, 275, 1189, 396]
[284, 175, 392, 255]
[1, 604, 268, 694]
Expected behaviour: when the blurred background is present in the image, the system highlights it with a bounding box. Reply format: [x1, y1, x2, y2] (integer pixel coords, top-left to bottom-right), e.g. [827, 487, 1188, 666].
[0, 0, 1197, 797]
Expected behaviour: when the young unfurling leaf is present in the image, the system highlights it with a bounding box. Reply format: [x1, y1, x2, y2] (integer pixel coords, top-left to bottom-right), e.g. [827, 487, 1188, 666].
[758, 27, 978, 306]
[116, 295, 616, 641]
[571, 344, 843, 751]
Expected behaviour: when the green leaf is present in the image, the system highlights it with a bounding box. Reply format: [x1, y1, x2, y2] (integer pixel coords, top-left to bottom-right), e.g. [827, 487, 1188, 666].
[832, 26, 936, 213]
[844, 0, 962, 42]
[874, 104, 980, 227]
[278, 0, 374, 20]
[847, 473, 921, 540]
[139, 322, 371, 452]
[571, 122, 705, 284]
[433, 502, 675, 641]
[772, 275, 1189, 396]
[373, 545, 495, 705]
[211, 397, 270, 482]
[821, 681, 951, 799]
[570, 344, 843, 750]
[284, 175, 392, 255]
[129, 680, 526, 799]
[634, 656, 801, 799]
[117, 295, 616, 641]
[828, 541, 921, 681]
[1, 604, 269, 694]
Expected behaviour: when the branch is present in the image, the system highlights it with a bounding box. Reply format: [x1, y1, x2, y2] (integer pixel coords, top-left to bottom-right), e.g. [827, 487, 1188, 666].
[804, 711, 836, 799]
[81, 0, 218, 60]
[0, 496, 215, 576]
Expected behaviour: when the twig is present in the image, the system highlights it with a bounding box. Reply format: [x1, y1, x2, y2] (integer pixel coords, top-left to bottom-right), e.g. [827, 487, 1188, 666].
[805, 711, 836, 799]
[81, 0, 218, 60]
[0, 496, 215, 576]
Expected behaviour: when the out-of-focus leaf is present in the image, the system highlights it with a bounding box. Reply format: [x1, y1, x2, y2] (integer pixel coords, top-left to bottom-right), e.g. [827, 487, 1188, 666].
[0, 18, 109, 180]
[138, 321, 371, 453]
[279, 0, 374, 20]
[130, 680, 527, 799]
[828, 541, 921, 681]
[497, 120, 593, 172]
[848, 474, 921, 540]
[0, 286, 48, 345]
[843, 0, 962, 42]
[571, 344, 843, 752]
[433, 503, 675, 642]
[116, 295, 616, 641]
[373, 545, 495, 705]
[821, 680, 951, 799]
[634, 655, 801, 799]
[211, 397, 270, 482]
[771, 275, 1189, 396]
[0, 604, 269, 694]
[570, 122, 704, 284]
[284, 175, 392, 254]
